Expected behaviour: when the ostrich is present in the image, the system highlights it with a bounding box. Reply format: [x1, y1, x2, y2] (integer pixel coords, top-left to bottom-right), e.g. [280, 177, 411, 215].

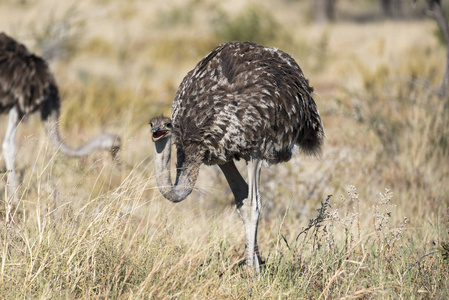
[150, 41, 324, 272]
[0, 32, 121, 201]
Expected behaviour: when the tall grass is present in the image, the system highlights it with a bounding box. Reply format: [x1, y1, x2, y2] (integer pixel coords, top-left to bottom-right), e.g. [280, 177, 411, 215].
[349, 53, 449, 215]
[1, 170, 447, 298]
[0, 0, 448, 298]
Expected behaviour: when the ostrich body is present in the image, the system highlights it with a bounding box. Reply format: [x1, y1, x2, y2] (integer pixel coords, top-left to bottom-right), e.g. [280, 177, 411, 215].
[150, 41, 324, 272]
[0, 32, 121, 201]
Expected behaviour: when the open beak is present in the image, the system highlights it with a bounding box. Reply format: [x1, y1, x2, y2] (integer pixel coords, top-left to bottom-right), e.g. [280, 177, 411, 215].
[151, 127, 169, 142]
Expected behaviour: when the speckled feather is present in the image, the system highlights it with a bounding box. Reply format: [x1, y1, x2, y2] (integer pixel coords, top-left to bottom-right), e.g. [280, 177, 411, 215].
[172, 41, 324, 165]
[0, 32, 56, 116]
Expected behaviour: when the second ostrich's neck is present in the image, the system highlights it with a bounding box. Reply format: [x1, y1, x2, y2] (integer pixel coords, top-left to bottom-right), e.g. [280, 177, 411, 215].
[40, 82, 119, 158]
[154, 136, 200, 202]
[43, 109, 118, 157]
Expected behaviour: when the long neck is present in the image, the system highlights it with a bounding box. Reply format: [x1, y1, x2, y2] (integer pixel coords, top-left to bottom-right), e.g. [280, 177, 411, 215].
[42, 108, 119, 157]
[153, 136, 200, 202]
[40, 81, 119, 158]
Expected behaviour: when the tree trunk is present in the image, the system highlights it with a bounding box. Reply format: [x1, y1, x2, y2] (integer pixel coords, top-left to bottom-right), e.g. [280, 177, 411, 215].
[381, 0, 393, 17]
[380, 0, 403, 18]
[426, 0, 449, 96]
[313, 0, 337, 24]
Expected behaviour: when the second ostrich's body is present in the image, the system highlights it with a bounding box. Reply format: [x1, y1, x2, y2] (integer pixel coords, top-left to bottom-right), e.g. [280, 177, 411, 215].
[0, 32, 121, 201]
[150, 42, 324, 272]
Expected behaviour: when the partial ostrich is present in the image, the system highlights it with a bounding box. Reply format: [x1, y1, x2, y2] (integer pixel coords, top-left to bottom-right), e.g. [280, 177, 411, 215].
[150, 41, 324, 272]
[0, 32, 121, 201]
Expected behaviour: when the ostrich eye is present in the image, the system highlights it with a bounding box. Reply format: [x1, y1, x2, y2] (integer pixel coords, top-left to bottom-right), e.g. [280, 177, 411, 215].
[166, 123, 172, 128]
[149, 122, 153, 127]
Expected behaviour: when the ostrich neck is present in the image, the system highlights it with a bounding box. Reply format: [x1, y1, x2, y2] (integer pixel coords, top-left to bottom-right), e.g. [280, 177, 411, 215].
[42, 108, 117, 157]
[154, 136, 200, 203]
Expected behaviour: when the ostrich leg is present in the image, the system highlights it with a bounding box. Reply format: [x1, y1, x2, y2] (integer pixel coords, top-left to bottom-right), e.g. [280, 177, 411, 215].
[3, 106, 20, 203]
[244, 158, 262, 271]
[220, 159, 262, 272]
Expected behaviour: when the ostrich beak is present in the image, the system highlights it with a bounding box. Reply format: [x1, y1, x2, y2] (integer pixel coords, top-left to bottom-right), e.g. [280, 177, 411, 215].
[151, 126, 170, 142]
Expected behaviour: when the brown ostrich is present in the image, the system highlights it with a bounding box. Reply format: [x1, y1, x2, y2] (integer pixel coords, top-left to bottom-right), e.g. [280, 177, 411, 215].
[150, 41, 324, 272]
[0, 32, 121, 201]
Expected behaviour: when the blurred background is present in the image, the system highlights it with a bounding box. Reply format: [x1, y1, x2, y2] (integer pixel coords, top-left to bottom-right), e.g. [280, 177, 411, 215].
[0, 0, 447, 223]
[0, 0, 448, 297]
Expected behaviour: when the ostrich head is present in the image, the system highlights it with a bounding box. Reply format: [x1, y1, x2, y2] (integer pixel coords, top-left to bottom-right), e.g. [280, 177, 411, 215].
[103, 134, 122, 159]
[149, 116, 172, 142]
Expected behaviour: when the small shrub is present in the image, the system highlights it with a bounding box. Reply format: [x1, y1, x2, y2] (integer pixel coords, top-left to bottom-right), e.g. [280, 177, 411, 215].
[212, 4, 281, 45]
[31, 4, 84, 61]
[155, 0, 197, 28]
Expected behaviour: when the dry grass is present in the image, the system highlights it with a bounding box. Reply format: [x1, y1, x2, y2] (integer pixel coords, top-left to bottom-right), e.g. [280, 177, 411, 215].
[0, 0, 448, 298]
